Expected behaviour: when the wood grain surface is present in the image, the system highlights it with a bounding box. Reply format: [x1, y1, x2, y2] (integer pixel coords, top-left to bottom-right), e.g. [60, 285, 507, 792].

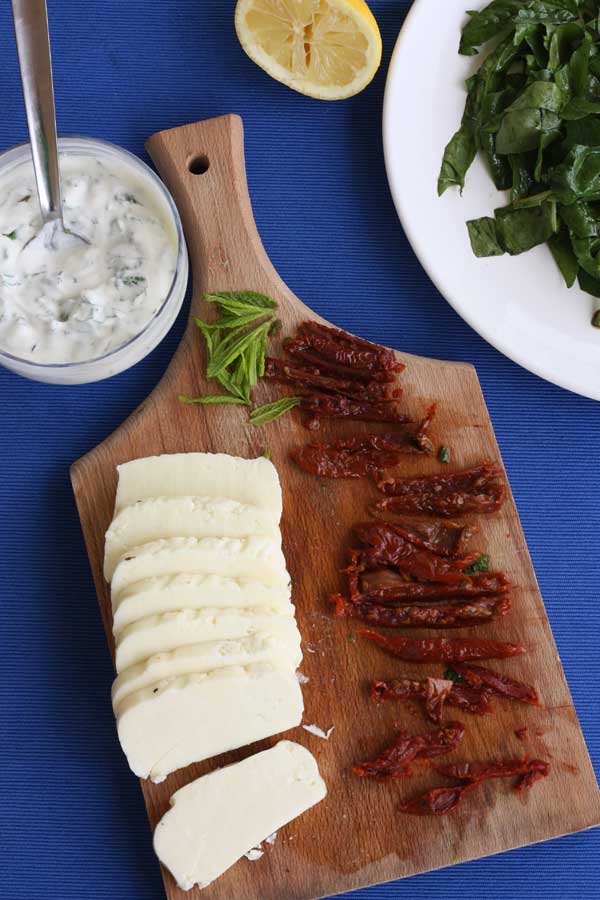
[71, 115, 600, 900]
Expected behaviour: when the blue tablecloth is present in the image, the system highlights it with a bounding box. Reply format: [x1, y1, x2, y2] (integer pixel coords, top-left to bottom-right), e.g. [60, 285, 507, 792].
[1, 2, 598, 898]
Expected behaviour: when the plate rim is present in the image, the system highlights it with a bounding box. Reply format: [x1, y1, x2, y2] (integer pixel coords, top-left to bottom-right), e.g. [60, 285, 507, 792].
[382, 0, 600, 402]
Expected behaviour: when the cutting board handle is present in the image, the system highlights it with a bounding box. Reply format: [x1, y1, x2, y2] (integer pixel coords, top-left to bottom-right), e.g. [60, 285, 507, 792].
[146, 115, 290, 322]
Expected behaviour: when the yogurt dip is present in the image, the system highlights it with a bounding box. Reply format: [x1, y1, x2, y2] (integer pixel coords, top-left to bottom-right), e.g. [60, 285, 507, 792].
[0, 152, 179, 365]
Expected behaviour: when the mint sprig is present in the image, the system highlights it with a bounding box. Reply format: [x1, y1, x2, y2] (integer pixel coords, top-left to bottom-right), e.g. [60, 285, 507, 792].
[183, 291, 279, 408]
[250, 397, 302, 426]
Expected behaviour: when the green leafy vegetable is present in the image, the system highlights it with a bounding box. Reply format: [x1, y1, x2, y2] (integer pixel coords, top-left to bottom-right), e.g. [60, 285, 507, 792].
[464, 553, 491, 575]
[182, 290, 279, 409]
[178, 394, 249, 405]
[440, 0, 600, 324]
[438, 445, 451, 463]
[3, 230, 17, 240]
[263, 447, 271, 460]
[443, 667, 464, 683]
[249, 397, 302, 426]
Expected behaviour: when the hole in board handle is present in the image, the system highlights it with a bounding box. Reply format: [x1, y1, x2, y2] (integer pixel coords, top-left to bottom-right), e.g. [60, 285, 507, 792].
[187, 154, 210, 175]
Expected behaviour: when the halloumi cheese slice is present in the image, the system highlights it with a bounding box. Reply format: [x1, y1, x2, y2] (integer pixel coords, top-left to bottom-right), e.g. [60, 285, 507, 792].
[104, 496, 279, 581]
[117, 664, 304, 781]
[112, 632, 301, 707]
[153, 741, 326, 890]
[114, 452, 282, 522]
[114, 607, 301, 672]
[112, 573, 293, 635]
[111, 535, 289, 602]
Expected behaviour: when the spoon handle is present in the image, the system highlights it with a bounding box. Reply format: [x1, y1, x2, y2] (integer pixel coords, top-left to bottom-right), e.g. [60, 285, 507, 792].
[11, 0, 62, 225]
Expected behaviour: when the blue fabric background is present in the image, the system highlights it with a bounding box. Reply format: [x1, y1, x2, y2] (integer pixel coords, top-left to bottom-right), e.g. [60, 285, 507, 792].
[0, 1, 598, 898]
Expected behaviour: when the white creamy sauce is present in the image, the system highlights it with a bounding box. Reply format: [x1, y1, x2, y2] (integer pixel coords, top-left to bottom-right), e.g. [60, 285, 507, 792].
[0, 154, 178, 364]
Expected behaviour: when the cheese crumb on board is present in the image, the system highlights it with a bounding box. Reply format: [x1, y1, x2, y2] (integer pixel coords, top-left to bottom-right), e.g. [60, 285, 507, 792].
[302, 724, 335, 740]
[153, 741, 326, 890]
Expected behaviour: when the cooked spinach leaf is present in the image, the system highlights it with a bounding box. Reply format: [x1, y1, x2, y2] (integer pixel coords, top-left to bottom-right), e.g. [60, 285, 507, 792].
[439, 0, 600, 325]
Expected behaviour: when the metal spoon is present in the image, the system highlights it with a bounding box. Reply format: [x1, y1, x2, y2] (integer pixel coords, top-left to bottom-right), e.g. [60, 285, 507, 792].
[11, 0, 89, 246]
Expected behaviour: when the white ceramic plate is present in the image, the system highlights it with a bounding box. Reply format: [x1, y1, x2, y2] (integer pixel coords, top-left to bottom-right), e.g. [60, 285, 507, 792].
[383, 0, 600, 400]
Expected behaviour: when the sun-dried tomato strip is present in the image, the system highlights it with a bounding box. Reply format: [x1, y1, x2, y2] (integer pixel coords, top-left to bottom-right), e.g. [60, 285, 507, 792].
[352, 722, 465, 779]
[414, 403, 437, 454]
[332, 594, 511, 628]
[290, 431, 431, 480]
[377, 464, 506, 517]
[369, 520, 475, 559]
[435, 758, 550, 790]
[300, 394, 412, 428]
[400, 758, 550, 816]
[291, 320, 405, 375]
[264, 357, 402, 402]
[359, 629, 526, 662]
[399, 783, 478, 816]
[285, 339, 400, 383]
[372, 677, 492, 719]
[359, 570, 511, 604]
[452, 663, 539, 706]
[354, 522, 475, 584]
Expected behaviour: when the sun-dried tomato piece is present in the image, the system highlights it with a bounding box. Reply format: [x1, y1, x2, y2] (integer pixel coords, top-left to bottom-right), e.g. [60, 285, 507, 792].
[264, 357, 402, 402]
[372, 677, 492, 720]
[413, 403, 437, 454]
[352, 722, 465, 779]
[399, 784, 477, 816]
[369, 520, 474, 558]
[354, 522, 474, 584]
[359, 570, 511, 604]
[452, 663, 539, 706]
[400, 758, 550, 816]
[290, 430, 431, 480]
[436, 758, 550, 790]
[377, 464, 506, 517]
[332, 594, 511, 628]
[447, 683, 493, 716]
[288, 321, 405, 377]
[424, 678, 455, 723]
[359, 630, 526, 662]
[300, 394, 412, 428]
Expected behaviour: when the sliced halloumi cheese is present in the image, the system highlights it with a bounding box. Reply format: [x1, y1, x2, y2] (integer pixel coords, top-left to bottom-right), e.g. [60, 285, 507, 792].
[114, 452, 282, 523]
[117, 663, 304, 781]
[153, 740, 326, 890]
[112, 632, 301, 708]
[104, 495, 279, 582]
[114, 607, 301, 672]
[111, 535, 289, 602]
[112, 573, 293, 635]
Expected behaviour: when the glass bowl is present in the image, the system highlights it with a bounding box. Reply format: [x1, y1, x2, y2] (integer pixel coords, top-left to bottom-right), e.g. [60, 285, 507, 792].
[0, 136, 188, 385]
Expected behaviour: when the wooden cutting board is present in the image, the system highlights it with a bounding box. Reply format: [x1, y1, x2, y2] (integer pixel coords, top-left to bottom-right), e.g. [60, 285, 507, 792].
[71, 115, 600, 900]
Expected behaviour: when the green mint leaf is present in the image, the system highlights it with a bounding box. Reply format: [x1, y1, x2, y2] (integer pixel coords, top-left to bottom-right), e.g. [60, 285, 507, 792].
[206, 320, 271, 380]
[3, 230, 17, 240]
[178, 394, 249, 406]
[263, 448, 271, 460]
[464, 553, 490, 575]
[443, 667, 463, 683]
[249, 396, 302, 426]
[204, 290, 277, 312]
[216, 369, 250, 403]
[438, 445, 450, 464]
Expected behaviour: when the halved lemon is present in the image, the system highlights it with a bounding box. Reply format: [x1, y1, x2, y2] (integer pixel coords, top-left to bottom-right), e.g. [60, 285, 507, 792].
[235, 0, 382, 100]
